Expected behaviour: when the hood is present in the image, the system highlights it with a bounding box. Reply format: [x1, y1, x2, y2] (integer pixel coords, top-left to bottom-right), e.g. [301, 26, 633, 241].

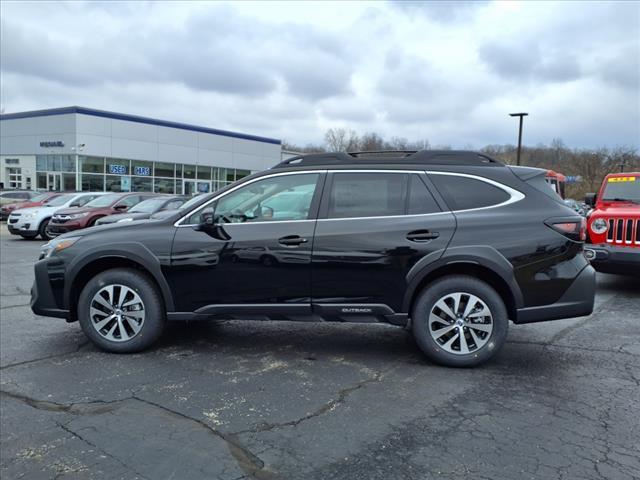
[591, 202, 640, 217]
[98, 212, 151, 224]
[54, 206, 102, 216]
[2, 200, 40, 211]
[12, 204, 60, 215]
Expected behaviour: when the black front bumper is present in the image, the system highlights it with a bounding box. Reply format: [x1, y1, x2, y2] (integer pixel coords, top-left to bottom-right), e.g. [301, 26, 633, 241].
[31, 259, 69, 319]
[514, 264, 596, 324]
[585, 244, 640, 276]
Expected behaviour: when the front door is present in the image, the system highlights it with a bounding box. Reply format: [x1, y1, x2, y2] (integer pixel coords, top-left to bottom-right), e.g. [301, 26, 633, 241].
[48, 173, 62, 191]
[183, 180, 198, 196]
[311, 171, 456, 313]
[168, 171, 325, 313]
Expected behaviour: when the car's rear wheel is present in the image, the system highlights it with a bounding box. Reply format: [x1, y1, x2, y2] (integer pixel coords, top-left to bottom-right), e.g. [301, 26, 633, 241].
[78, 268, 166, 353]
[412, 275, 508, 367]
[38, 218, 51, 240]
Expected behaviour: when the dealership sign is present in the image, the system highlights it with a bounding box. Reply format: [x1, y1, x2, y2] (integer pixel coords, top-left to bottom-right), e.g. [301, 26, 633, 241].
[109, 164, 127, 175]
[566, 175, 583, 184]
[39, 141, 65, 148]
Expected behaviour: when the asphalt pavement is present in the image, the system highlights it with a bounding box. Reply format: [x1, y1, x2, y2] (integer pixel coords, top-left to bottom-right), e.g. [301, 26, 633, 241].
[1, 226, 639, 480]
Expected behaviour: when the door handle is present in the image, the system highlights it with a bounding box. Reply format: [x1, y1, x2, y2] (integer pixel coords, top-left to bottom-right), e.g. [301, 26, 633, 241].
[406, 230, 439, 242]
[278, 235, 308, 246]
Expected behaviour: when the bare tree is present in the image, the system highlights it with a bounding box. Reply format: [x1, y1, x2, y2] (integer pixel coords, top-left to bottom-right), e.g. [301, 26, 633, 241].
[324, 128, 359, 152]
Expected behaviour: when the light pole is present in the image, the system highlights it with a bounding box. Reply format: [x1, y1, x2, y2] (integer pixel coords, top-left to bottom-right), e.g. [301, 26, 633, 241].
[509, 112, 528, 166]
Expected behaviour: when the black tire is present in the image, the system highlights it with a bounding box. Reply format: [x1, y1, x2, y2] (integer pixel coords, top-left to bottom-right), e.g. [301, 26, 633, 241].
[77, 268, 166, 353]
[412, 275, 508, 367]
[39, 218, 51, 240]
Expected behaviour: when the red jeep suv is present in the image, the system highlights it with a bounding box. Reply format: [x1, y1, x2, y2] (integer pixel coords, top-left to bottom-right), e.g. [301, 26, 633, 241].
[585, 172, 639, 276]
[47, 192, 156, 238]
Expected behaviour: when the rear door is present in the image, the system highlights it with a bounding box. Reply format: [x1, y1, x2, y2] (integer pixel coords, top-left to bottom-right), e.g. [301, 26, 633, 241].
[311, 170, 456, 313]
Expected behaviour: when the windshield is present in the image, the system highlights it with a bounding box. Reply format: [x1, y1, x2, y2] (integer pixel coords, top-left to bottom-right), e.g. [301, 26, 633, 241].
[84, 193, 122, 208]
[179, 195, 207, 210]
[602, 177, 640, 202]
[47, 194, 76, 206]
[31, 193, 52, 202]
[130, 198, 166, 213]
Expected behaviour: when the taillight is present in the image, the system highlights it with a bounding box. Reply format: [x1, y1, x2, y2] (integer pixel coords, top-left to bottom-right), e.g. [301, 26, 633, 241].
[546, 217, 586, 242]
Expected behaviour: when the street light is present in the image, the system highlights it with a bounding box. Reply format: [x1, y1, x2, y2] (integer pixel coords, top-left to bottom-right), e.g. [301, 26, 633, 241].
[509, 112, 528, 166]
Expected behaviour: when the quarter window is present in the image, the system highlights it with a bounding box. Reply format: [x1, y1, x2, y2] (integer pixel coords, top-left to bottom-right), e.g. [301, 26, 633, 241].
[327, 173, 407, 219]
[429, 174, 510, 211]
[408, 175, 441, 214]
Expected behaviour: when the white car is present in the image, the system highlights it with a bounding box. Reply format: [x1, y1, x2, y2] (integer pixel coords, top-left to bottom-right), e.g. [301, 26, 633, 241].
[7, 192, 109, 240]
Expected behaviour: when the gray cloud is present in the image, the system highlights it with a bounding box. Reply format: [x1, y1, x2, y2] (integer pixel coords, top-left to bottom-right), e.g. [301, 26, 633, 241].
[0, 1, 638, 149]
[389, 0, 489, 22]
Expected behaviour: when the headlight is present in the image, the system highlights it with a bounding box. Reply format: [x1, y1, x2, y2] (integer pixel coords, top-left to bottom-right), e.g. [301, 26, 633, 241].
[40, 236, 81, 258]
[68, 212, 89, 219]
[117, 218, 134, 223]
[591, 218, 608, 234]
[23, 210, 39, 218]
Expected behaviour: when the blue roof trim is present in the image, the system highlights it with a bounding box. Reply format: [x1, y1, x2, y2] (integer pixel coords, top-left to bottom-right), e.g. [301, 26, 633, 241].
[0, 106, 281, 145]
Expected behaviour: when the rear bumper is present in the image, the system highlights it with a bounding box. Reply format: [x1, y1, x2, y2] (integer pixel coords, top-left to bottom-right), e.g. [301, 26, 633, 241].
[31, 259, 69, 319]
[514, 264, 596, 324]
[585, 244, 640, 276]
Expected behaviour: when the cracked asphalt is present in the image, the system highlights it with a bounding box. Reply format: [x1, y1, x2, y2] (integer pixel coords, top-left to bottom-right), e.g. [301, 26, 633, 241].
[1, 227, 639, 480]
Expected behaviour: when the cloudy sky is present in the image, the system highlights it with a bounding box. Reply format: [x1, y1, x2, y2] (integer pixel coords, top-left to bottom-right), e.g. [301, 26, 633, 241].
[1, 1, 638, 149]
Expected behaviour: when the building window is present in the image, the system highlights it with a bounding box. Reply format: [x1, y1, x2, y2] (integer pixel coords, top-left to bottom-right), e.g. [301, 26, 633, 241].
[154, 178, 175, 194]
[131, 159, 152, 177]
[132, 177, 153, 192]
[107, 160, 130, 175]
[106, 175, 128, 192]
[82, 174, 104, 191]
[183, 164, 196, 179]
[197, 165, 212, 180]
[8, 167, 23, 188]
[81, 156, 105, 173]
[5, 158, 19, 165]
[154, 162, 175, 178]
[37, 172, 47, 189]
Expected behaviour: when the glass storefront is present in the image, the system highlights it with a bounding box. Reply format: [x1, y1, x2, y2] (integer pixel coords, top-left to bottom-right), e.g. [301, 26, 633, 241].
[33, 154, 251, 194]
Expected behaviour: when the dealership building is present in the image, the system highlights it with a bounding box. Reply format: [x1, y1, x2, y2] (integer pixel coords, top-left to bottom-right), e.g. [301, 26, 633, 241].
[0, 106, 282, 194]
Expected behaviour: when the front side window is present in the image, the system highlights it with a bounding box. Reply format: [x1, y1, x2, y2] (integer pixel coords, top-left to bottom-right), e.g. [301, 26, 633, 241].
[187, 173, 319, 224]
[429, 174, 510, 211]
[327, 172, 407, 219]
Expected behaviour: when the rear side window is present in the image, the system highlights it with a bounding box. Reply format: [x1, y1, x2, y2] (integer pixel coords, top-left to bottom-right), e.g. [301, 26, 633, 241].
[429, 174, 510, 211]
[408, 175, 441, 214]
[327, 173, 407, 218]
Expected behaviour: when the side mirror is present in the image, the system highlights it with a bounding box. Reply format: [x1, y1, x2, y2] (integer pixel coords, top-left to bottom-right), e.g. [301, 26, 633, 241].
[584, 193, 596, 207]
[114, 204, 128, 211]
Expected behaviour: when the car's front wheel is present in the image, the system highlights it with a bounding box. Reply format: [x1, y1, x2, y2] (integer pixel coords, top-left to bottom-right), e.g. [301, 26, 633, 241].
[39, 218, 51, 240]
[77, 268, 166, 353]
[412, 275, 508, 367]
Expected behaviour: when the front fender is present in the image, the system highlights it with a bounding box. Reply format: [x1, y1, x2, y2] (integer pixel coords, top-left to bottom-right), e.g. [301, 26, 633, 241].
[63, 242, 175, 311]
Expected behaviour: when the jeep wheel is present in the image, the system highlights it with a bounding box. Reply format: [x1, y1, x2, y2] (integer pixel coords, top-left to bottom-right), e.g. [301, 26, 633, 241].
[78, 268, 166, 353]
[412, 275, 508, 367]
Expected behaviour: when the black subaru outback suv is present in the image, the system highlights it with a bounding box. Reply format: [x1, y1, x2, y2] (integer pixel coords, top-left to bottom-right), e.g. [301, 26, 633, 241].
[31, 151, 595, 367]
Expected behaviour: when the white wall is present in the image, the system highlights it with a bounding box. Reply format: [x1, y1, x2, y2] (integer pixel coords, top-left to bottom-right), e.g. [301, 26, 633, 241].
[0, 155, 36, 190]
[1, 112, 281, 174]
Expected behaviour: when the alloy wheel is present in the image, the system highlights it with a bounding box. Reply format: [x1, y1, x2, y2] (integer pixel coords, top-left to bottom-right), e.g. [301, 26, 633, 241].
[89, 284, 145, 342]
[428, 292, 493, 355]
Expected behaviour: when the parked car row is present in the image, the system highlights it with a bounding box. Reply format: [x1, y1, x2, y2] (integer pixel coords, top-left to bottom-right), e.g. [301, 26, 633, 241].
[6, 191, 189, 240]
[1, 191, 72, 220]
